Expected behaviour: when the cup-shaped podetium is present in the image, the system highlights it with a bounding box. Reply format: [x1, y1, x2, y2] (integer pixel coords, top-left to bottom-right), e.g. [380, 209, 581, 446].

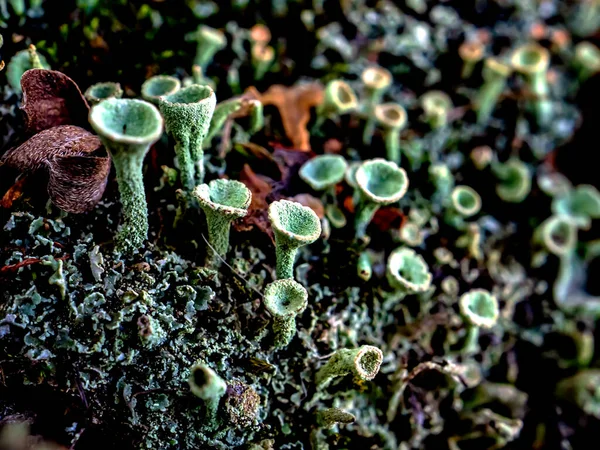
[84, 82, 123, 105]
[492, 159, 532, 203]
[315, 345, 383, 387]
[511, 44, 551, 126]
[188, 363, 227, 431]
[354, 159, 409, 239]
[374, 103, 407, 164]
[251, 44, 275, 81]
[141, 75, 181, 104]
[361, 66, 393, 144]
[552, 185, 600, 230]
[193, 179, 251, 265]
[574, 42, 600, 81]
[475, 58, 512, 124]
[386, 247, 432, 295]
[299, 154, 348, 192]
[158, 84, 217, 189]
[186, 25, 227, 70]
[263, 279, 308, 348]
[459, 40, 484, 79]
[268, 200, 322, 279]
[458, 289, 499, 354]
[555, 370, 600, 419]
[89, 98, 163, 254]
[420, 90, 453, 129]
[317, 79, 358, 119]
[446, 185, 482, 229]
[533, 215, 578, 256]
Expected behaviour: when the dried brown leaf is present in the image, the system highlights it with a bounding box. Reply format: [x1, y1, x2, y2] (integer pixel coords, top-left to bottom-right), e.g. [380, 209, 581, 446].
[249, 83, 323, 151]
[236, 164, 274, 236]
[0, 125, 110, 213]
[372, 207, 407, 232]
[20, 69, 91, 135]
[0, 176, 28, 209]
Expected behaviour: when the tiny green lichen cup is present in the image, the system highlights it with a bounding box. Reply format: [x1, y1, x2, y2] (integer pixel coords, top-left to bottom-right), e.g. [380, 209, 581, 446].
[555, 370, 600, 419]
[188, 363, 227, 431]
[511, 44, 551, 126]
[420, 90, 453, 129]
[445, 185, 482, 229]
[386, 247, 432, 295]
[89, 98, 163, 254]
[354, 159, 409, 239]
[186, 25, 227, 70]
[299, 154, 348, 192]
[475, 58, 512, 124]
[533, 215, 578, 256]
[458, 289, 499, 354]
[459, 40, 484, 79]
[374, 103, 407, 164]
[84, 82, 123, 105]
[317, 79, 358, 119]
[361, 65, 393, 144]
[193, 179, 251, 266]
[552, 185, 600, 230]
[141, 75, 181, 104]
[251, 44, 275, 81]
[429, 163, 455, 200]
[492, 159, 532, 203]
[574, 42, 600, 81]
[263, 279, 308, 348]
[158, 84, 216, 189]
[268, 200, 322, 279]
[315, 345, 383, 387]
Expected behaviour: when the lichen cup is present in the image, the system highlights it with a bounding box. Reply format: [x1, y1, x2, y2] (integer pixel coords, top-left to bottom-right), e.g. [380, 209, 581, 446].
[89, 98, 163, 254]
[315, 345, 383, 387]
[552, 185, 600, 230]
[533, 215, 578, 256]
[188, 363, 227, 431]
[141, 75, 181, 104]
[299, 154, 348, 192]
[268, 200, 321, 279]
[263, 279, 308, 348]
[445, 185, 482, 229]
[374, 103, 408, 164]
[386, 247, 432, 296]
[511, 44, 551, 126]
[420, 90, 453, 129]
[317, 79, 358, 119]
[158, 84, 216, 188]
[193, 179, 251, 266]
[492, 159, 532, 203]
[84, 81, 123, 105]
[458, 289, 499, 354]
[354, 159, 409, 240]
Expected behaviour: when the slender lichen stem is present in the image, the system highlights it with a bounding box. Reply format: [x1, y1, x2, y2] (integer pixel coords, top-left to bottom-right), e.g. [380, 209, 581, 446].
[113, 148, 149, 253]
[384, 129, 401, 165]
[204, 211, 232, 264]
[174, 135, 195, 191]
[275, 242, 299, 280]
[355, 200, 379, 239]
[272, 316, 297, 348]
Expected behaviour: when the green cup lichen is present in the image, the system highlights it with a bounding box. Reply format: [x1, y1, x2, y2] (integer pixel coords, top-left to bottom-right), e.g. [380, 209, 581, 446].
[446, 185, 482, 228]
[357, 250, 372, 281]
[475, 58, 512, 124]
[6, 46, 50, 93]
[361, 65, 392, 144]
[386, 247, 432, 295]
[492, 159, 532, 203]
[188, 362, 227, 431]
[84, 81, 123, 105]
[268, 200, 322, 279]
[533, 215, 578, 256]
[315, 345, 383, 387]
[316, 408, 356, 429]
[354, 159, 409, 239]
[574, 42, 600, 81]
[552, 184, 600, 230]
[555, 370, 600, 419]
[158, 84, 216, 188]
[299, 154, 348, 192]
[511, 44, 551, 126]
[429, 162, 455, 200]
[317, 79, 358, 119]
[374, 103, 408, 164]
[205, 96, 263, 146]
[141, 75, 181, 104]
[458, 289, 499, 354]
[459, 40, 484, 79]
[420, 90, 453, 129]
[89, 98, 163, 254]
[193, 179, 251, 266]
[263, 279, 308, 348]
[186, 25, 227, 70]
[251, 44, 275, 81]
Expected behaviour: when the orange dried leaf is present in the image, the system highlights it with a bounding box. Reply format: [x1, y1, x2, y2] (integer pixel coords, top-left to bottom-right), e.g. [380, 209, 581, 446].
[0, 176, 28, 209]
[250, 83, 323, 151]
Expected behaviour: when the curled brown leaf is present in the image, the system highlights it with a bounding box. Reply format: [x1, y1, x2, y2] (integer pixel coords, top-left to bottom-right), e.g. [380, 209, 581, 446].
[20, 69, 91, 135]
[0, 125, 110, 213]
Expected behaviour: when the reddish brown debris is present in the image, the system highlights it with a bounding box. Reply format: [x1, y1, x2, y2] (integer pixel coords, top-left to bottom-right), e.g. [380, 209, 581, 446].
[0, 176, 28, 209]
[20, 69, 91, 135]
[372, 207, 407, 232]
[248, 83, 324, 151]
[237, 164, 275, 237]
[0, 125, 110, 213]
